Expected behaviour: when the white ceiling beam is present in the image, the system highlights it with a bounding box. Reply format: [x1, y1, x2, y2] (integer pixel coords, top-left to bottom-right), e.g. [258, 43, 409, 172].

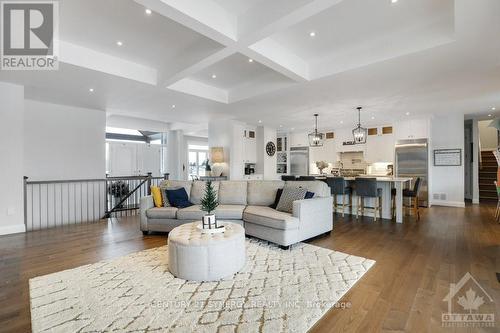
[60, 41, 157, 85]
[246, 38, 309, 82]
[134, 0, 237, 45]
[163, 47, 238, 87]
[168, 78, 228, 104]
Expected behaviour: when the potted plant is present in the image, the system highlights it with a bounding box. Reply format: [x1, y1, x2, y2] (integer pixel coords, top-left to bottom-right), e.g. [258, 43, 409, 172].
[200, 181, 219, 229]
[316, 161, 329, 175]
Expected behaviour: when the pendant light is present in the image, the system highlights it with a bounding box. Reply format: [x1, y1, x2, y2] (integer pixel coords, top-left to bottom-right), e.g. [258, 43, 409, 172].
[308, 114, 325, 147]
[352, 106, 367, 144]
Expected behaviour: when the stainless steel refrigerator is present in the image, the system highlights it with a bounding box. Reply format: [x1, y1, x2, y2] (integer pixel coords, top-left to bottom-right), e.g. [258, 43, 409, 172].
[395, 139, 429, 207]
[290, 147, 309, 176]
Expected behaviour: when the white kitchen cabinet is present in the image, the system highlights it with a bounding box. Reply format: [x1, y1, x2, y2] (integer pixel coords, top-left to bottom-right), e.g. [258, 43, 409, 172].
[289, 132, 308, 147]
[394, 118, 429, 140]
[365, 131, 394, 163]
[243, 132, 257, 163]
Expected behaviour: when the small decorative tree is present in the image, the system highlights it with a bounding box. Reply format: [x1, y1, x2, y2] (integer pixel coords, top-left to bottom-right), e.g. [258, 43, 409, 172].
[201, 181, 219, 229]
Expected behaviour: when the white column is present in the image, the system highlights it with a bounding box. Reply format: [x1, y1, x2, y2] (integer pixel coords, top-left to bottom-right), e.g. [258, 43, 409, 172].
[0, 82, 25, 235]
[166, 130, 185, 180]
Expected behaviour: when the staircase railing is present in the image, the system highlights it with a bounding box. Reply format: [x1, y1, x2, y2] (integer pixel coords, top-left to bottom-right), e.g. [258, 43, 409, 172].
[23, 173, 169, 231]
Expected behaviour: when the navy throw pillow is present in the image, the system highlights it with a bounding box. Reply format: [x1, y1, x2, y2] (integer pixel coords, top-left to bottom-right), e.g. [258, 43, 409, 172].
[166, 188, 193, 208]
[305, 191, 315, 199]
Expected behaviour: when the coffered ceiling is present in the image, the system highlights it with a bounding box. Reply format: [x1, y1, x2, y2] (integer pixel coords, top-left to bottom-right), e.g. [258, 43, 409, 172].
[1, 0, 499, 135]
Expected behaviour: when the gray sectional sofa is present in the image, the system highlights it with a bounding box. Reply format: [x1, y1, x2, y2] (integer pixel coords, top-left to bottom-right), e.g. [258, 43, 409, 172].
[140, 180, 333, 248]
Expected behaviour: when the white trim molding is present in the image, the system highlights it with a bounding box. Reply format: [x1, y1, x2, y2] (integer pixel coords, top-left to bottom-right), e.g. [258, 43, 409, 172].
[430, 200, 466, 208]
[0, 224, 26, 236]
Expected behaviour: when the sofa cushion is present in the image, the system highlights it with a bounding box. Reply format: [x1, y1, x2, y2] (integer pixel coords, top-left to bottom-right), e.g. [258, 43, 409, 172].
[218, 181, 247, 205]
[160, 180, 193, 199]
[190, 181, 219, 205]
[276, 187, 308, 213]
[243, 206, 299, 230]
[146, 207, 178, 219]
[177, 205, 205, 220]
[247, 180, 285, 206]
[284, 180, 330, 197]
[215, 205, 246, 220]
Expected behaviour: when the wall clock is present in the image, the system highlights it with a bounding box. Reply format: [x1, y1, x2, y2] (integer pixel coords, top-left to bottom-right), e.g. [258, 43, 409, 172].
[266, 141, 276, 156]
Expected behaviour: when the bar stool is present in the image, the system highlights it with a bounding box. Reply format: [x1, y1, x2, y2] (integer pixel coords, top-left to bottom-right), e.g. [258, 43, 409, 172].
[326, 177, 352, 217]
[391, 177, 422, 221]
[281, 175, 297, 181]
[354, 178, 383, 221]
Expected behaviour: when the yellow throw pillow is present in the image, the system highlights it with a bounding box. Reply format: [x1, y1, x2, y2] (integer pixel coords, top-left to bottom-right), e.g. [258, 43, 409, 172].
[151, 186, 163, 208]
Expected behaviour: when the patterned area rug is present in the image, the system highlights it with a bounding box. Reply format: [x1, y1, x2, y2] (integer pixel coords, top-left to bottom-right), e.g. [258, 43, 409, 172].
[30, 239, 375, 333]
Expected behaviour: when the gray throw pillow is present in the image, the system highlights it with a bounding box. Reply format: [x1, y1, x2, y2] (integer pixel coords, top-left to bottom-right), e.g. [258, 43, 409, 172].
[276, 187, 307, 213]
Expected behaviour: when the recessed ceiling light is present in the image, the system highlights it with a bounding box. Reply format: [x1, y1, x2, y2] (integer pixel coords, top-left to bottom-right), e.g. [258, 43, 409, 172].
[279, 125, 283, 128]
[248, 58, 253, 63]
[309, 31, 316, 37]
[89, 88, 94, 92]
[340, 120, 343, 124]
[492, 107, 496, 110]
[116, 41, 123, 46]
[258, 120, 262, 123]
[145, 8, 152, 15]
[391, 0, 398, 3]
[405, 112, 410, 116]
[488, 114, 492, 117]
[171, 104, 176, 108]
[211, 74, 217, 79]
[371, 116, 375, 120]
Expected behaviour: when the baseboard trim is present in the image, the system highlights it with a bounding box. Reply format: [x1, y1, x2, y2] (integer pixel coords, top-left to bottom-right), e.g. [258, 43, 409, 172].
[430, 200, 466, 208]
[0, 224, 26, 236]
[472, 199, 480, 204]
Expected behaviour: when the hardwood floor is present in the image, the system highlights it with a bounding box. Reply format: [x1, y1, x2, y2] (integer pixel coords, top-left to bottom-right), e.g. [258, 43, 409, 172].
[1, 204, 499, 332]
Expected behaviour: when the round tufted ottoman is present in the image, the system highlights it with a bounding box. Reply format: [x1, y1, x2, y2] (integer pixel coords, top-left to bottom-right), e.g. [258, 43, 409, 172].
[167, 222, 246, 281]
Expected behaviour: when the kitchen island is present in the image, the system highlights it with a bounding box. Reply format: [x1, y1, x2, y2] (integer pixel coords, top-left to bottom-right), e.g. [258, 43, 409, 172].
[314, 175, 412, 223]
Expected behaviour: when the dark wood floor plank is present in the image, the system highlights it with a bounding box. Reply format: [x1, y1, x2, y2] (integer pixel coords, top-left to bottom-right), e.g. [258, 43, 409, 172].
[0, 204, 499, 333]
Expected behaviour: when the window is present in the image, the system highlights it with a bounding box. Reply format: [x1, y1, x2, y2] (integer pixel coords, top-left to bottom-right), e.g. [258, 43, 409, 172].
[188, 144, 208, 178]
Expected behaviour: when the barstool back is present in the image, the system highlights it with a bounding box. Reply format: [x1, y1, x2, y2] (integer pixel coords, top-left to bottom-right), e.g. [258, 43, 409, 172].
[355, 178, 378, 197]
[327, 177, 347, 195]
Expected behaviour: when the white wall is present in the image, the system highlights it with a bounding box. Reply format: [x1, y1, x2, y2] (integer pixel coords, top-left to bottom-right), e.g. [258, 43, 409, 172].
[0, 82, 25, 235]
[429, 114, 465, 207]
[24, 100, 106, 180]
[208, 119, 242, 179]
[478, 120, 498, 150]
[256, 126, 278, 180]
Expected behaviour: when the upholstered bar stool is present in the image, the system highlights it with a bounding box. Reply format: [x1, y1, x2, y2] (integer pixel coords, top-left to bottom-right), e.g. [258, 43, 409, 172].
[354, 178, 383, 221]
[281, 175, 297, 181]
[326, 177, 352, 217]
[391, 177, 422, 221]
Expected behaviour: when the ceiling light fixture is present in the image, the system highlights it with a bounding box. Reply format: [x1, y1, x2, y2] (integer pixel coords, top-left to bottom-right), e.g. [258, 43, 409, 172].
[391, 0, 398, 3]
[258, 120, 262, 123]
[492, 107, 496, 110]
[371, 116, 375, 120]
[116, 41, 123, 46]
[211, 74, 217, 79]
[352, 107, 368, 144]
[309, 31, 316, 37]
[171, 104, 176, 108]
[340, 120, 344, 124]
[308, 114, 325, 147]
[145, 8, 152, 15]
[405, 112, 410, 116]
[248, 58, 253, 63]
[89, 88, 94, 92]
[488, 114, 492, 117]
